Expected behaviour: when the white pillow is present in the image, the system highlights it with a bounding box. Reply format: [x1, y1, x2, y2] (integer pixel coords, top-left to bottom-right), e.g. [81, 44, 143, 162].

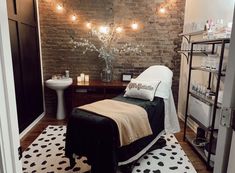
[136, 65, 173, 99]
[124, 79, 161, 101]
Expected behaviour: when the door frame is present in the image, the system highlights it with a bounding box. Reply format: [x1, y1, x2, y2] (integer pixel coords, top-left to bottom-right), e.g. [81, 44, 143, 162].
[214, 4, 235, 173]
[0, 0, 23, 172]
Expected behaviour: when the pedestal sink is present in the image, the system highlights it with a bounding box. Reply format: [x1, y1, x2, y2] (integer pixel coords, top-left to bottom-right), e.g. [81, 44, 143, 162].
[45, 78, 73, 120]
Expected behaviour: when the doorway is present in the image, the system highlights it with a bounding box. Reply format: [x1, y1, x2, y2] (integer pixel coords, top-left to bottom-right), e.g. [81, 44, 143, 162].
[7, 0, 44, 133]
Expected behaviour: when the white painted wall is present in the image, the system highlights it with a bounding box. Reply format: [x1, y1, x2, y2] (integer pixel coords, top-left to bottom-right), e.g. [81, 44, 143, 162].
[178, 0, 235, 121]
[184, 0, 235, 23]
[227, 132, 235, 173]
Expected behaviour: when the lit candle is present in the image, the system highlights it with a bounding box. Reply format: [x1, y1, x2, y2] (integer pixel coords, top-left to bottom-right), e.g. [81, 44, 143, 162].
[80, 73, 85, 81]
[85, 75, 89, 82]
[77, 76, 82, 83]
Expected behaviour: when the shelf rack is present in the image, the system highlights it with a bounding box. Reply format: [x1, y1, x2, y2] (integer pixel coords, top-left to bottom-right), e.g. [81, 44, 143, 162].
[191, 67, 226, 76]
[189, 91, 222, 108]
[178, 50, 210, 57]
[185, 135, 214, 167]
[178, 30, 205, 63]
[179, 30, 205, 42]
[183, 38, 230, 169]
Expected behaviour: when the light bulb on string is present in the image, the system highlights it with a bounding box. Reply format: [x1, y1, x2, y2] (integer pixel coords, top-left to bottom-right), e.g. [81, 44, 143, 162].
[159, 7, 166, 14]
[99, 26, 109, 34]
[131, 22, 138, 30]
[86, 22, 92, 29]
[71, 14, 77, 22]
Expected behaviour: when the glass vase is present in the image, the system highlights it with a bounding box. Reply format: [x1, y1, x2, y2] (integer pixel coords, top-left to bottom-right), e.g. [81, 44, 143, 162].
[101, 66, 112, 82]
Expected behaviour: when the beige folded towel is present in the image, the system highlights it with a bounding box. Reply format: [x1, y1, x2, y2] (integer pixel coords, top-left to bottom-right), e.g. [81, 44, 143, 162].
[79, 99, 152, 146]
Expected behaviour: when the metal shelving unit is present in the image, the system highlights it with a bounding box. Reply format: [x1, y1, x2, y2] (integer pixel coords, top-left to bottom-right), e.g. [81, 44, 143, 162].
[185, 135, 214, 167]
[191, 67, 226, 76]
[183, 38, 230, 169]
[179, 30, 205, 40]
[189, 91, 222, 108]
[178, 30, 206, 63]
[178, 50, 210, 57]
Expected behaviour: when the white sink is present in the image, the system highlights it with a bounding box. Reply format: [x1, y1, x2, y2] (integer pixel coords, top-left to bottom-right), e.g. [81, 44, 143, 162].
[45, 78, 73, 120]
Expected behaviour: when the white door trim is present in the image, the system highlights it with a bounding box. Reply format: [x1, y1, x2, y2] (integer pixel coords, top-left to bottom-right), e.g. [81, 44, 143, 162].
[214, 4, 235, 173]
[0, 0, 23, 172]
[227, 132, 235, 173]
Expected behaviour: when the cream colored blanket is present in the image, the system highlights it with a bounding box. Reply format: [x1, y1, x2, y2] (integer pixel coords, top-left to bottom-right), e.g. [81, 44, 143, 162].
[79, 99, 153, 146]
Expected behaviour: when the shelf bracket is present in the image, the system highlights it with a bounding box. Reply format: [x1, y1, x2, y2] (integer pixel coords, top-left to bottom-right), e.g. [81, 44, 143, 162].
[180, 52, 189, 64]
[220, 107, 235, 128]
[202, 52, 209, 56]
[182, 35, 190, 42]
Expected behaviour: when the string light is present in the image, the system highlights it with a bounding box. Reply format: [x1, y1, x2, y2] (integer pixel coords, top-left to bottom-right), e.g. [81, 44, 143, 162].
[86, 22, 92, 29]
[71, 14, 77, 21]
[116, 27, 123, 33]
[56, 4, 63, 11]
[131, 22, 138, 30]
[99, 26, 109, 34]
[46, 1, 143, 29]
[159, 7, 166, 14]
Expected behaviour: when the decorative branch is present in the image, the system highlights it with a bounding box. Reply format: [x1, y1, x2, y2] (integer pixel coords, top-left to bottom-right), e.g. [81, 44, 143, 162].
[70, 26, 144, 68]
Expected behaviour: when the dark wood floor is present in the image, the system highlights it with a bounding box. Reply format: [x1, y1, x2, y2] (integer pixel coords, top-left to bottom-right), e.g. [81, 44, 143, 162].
[20, 116, 212, 173]
[175, 123, 212, 173]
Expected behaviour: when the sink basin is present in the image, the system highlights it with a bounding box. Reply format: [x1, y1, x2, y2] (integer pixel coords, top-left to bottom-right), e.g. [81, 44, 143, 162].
[45, 78, 73, 120]
[46, 78, 73, 90]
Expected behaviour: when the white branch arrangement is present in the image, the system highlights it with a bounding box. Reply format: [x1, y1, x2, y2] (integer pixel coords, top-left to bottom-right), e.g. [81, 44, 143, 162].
[70, 25, 144, 68]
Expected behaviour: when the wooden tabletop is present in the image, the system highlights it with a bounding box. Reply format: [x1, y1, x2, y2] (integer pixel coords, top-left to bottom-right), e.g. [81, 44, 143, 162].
[71, 80, 128, 89]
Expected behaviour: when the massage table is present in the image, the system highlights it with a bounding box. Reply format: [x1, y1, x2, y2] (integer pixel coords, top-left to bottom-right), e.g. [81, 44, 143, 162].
[65, 65, 180, 173]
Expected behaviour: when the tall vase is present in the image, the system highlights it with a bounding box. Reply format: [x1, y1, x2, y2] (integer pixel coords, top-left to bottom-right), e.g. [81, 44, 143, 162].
[101, 66, 113, 82]
[101, 57, 113, 82]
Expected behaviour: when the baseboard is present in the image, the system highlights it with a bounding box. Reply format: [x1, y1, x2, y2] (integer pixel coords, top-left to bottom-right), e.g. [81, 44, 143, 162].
[178, 112, 198, 133]
[20, 112, 45, 139]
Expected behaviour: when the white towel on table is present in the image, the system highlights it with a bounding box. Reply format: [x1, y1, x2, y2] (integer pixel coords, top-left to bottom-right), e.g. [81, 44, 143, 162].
[136, 65, 180, 133]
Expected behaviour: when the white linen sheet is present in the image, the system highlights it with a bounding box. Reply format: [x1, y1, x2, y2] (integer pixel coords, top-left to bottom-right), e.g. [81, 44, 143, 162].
[136, 65, 180, 133]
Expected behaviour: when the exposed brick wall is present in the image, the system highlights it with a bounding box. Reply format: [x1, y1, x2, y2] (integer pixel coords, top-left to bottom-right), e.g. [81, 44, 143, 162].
[39, 0, 185, 116]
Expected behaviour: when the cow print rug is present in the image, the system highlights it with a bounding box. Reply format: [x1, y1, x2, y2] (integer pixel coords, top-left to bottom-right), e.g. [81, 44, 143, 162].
[22, 125, 197, 173]
[131, 134, 197, 173]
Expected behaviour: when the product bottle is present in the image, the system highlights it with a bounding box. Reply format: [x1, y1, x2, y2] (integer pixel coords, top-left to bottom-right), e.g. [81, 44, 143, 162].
[65, 70, 69, 78]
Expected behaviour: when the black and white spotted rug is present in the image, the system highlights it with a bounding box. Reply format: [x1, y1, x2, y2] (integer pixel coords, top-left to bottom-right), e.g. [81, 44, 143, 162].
[22, 126, 197, 173]
[132, 134, 197, 173]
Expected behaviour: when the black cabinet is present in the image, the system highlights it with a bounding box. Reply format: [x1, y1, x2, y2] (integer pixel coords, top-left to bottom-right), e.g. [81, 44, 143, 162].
[66, 80, 127, 115]
[7, 0, 44, 132]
